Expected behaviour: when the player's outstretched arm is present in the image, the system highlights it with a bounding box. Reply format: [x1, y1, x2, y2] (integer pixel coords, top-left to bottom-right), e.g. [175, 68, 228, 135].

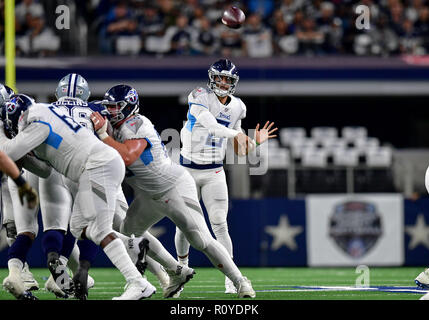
[91, 111, 148, 166]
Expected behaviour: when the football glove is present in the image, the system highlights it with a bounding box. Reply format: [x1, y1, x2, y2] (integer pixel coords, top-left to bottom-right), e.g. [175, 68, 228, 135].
[18, 182, 39, 209]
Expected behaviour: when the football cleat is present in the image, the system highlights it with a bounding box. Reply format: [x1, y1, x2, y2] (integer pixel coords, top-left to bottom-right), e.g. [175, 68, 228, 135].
[415, 269, 429, 289]
[237, 277, 256, 298]
[18, 291, 39, 300]
[44, 274, 70, 299]
[72, 269, 88, 300]
[225, 276, 237, 294]
[112, 278, 156, 300]
[3, 271, 25, 299]
[136, 238, 149, 275]
[21, 263, 39, 291]
[163, 265, 195, 298]
[47, 254, 74, 295]
[420, 292, 429, 300]
[87, 274, 95, 289]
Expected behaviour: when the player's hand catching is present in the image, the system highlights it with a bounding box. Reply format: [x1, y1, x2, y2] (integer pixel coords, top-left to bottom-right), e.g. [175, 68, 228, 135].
[18, 182, 39, 209]
[91, 112, 108, 140]
[254, 121, 278, 145]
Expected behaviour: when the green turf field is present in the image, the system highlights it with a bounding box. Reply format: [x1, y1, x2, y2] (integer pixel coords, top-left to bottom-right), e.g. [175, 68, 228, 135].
[0, 267, 427, 300]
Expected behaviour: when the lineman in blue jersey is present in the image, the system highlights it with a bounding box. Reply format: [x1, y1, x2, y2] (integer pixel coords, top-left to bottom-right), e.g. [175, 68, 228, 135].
[0, 95, 156, 300]
[91, 84, 256, 298]
[177, 59, 278, 293]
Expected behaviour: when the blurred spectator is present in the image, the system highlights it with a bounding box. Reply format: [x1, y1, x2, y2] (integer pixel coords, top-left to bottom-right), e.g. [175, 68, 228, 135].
[8, 0, 429, 57]
[191, 16, 218, 55]
[246, 0, 275, 21]
[242, 13, 273, 57]
[217, 23, 243, 57]
[316, 2, 343, 53]
[272, 17, 298, 55]
[16, 10, 60, 57]
[100, 1, 141, 55]
[278, 0, 304, 24]
[167, 14, 193, 55]
[415, 6, 429, 52]
[296, 17, 324, 55]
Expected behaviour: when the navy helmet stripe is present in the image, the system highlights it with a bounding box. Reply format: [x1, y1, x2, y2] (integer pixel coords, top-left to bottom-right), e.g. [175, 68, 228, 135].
[69, 74, 77, 97]
[73, 74, 78, 98]
[67, 74, 72, 97]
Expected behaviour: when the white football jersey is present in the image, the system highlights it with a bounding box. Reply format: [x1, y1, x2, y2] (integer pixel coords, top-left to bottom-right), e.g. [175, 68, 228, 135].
[113, 114, 184, 196]
[180, 87, 246, 164]
[9, 103, 118, 182]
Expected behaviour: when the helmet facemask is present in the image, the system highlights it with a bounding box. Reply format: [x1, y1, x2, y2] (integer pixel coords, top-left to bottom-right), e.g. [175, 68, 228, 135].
[102, 100, 139, 127]
[208, 70, 239, 97]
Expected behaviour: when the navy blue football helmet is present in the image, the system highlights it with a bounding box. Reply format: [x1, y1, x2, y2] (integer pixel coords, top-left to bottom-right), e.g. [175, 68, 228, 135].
[208, 59, 239, 97]
[102, 85, 139, 126]
[1, 94, 35, 137]
[0, 84, 10, 107]
[4, 85, 15, 97]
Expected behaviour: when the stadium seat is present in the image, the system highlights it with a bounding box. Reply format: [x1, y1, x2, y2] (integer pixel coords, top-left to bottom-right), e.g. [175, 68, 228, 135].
[321, 138, 347, 156]
[301, 148, 328, 168]
[268, 138, 280, 149]
[279, 127, 306, 147]
[341, 126, 368, 142]
[354, 137, 380, 154]
[333, 148, 359, 167]
[365, 146, 392, 167]
[289, 138, 316, 160]
[311, 126, 338, 142]
[267, 148, 290, 169]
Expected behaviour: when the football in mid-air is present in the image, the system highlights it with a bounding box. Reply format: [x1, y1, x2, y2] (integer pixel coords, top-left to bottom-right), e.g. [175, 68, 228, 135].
[222, 6, 245, 29]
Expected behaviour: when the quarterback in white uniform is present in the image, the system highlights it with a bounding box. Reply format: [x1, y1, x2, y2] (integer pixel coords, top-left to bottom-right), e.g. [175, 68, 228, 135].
[91, 84, 256, 298]
[0, 95, 155, 300]
[176, 59, 277, 293]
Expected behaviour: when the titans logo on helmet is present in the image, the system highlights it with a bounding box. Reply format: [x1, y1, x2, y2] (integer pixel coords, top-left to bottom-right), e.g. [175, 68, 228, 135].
[6, 101, 17, 114]
[125, 89, 138, 104]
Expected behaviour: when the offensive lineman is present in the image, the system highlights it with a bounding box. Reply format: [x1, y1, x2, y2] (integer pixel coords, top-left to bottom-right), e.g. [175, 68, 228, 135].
[0, 94, 155, 300]
[45, 73, 170, 299]
[0, 85, 40, 293]
[176, 58, 277, 293]
[91, 84, 256, 298]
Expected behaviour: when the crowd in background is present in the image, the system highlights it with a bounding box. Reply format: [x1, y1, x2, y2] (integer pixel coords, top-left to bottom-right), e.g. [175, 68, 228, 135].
[1, 0, 429, 57]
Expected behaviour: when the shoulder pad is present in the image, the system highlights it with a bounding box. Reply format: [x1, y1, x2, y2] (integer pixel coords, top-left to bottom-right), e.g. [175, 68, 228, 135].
[191, 87, 209, 99]
[124, 115, 144, 134]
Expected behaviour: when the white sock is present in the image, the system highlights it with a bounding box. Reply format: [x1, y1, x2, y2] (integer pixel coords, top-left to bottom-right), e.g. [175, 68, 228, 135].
[174, 227, 190, 264]
[67, 244, 80, 275]
[178, 255, 189, 266]
[103, 238, 142, 283]
[59, 255, 69, 268]
[8, 258, 23, 274]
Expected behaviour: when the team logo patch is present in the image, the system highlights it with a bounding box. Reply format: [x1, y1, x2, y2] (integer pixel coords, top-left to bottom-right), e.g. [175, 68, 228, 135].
[125, 89, 138, 104]
[329, 201, 382, 258]
[125, 116, 143, 133]
[5, 101, 17, 114]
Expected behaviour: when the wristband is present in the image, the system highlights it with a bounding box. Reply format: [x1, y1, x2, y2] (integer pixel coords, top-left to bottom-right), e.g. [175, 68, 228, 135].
[256, 141, 260, 146]
[98, 132, 109, 140]
[13, 174, 26, 187]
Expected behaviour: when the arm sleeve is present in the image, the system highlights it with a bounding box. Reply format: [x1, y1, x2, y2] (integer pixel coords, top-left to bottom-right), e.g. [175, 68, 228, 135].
[22, 154, 52, 178]
[0, 122, 50, 161]
[190, 104, 241, 139]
